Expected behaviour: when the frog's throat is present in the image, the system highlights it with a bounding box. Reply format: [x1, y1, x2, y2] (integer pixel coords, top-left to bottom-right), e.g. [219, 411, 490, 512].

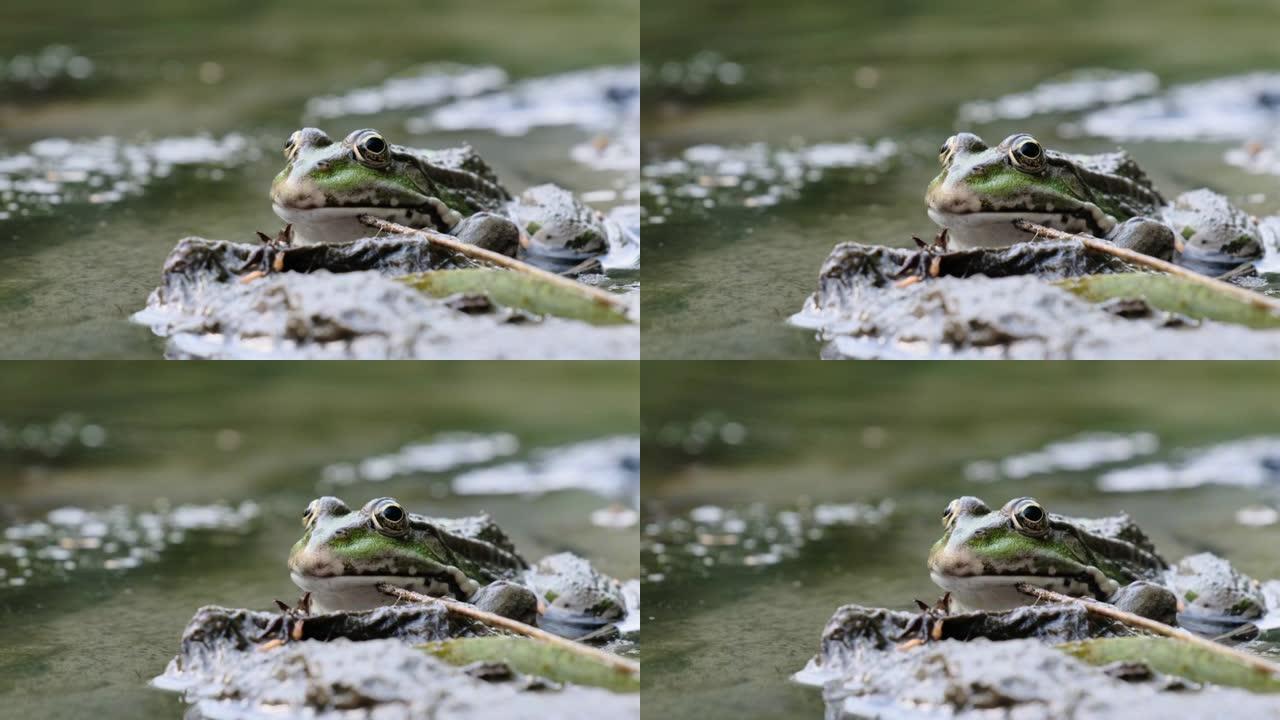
[929, 569, 1119, 610]
[926, 208, 1114, 249]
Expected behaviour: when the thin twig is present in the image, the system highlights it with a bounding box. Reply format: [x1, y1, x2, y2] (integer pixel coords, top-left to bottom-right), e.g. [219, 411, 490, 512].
[1013, 219, 1280, 315]
[1016, 583, 1280, 678]
[358, 215, 627, 313]
[376, 583, 639, 676]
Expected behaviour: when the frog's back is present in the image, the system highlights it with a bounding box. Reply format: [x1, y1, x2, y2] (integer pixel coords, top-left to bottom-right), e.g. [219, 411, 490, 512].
[423, 145, 505, 188]
[1051, 511, 1168, 580]
[1051, 149, 1165, 215]
[430, 513, 528, 572]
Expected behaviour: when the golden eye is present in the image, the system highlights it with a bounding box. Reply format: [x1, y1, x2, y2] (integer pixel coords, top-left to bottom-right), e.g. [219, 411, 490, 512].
[302, 500, 316, 528]
[370, 497, 408, 536]
[1009, 497, 1049, 536]
[349, 129, 390, 167]
[1006, 134, 1045, 173]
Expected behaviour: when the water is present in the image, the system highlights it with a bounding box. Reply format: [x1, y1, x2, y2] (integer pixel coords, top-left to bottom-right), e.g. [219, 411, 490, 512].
[640, 362, 1280, 718]
[0, 0, 639, 358]
[641, 0, 1280, 358]
[0, 362, 640, 719]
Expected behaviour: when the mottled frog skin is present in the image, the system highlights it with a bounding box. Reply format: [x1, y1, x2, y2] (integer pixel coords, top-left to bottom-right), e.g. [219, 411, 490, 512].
[926, 133, 1263, 266]
[928, 496, 1266, 630]
[270, 128, 611, 262]
[288, 497, 630, 632]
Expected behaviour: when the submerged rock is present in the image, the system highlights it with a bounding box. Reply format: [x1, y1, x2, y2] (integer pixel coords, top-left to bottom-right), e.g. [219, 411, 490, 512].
[792, 241, 1280, 359]
[796, 603, 1280, 719]
[156, 604, 638, 720]
[133, 235, 639, 359]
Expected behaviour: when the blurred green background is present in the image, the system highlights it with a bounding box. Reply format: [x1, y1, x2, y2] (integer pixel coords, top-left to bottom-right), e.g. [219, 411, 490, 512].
[0, 361, 639, 719]
[0, 0, 638, 358]
[641, 0, 1280, 358]
[642, 362, 1280, 718]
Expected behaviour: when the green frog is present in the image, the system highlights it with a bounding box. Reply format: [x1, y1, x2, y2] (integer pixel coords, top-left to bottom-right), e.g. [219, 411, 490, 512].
[288, 496, 628, 632]
[928, 496, 1267, 631]
[270, 128, 610, 262]
[926, 132, 1263, 267]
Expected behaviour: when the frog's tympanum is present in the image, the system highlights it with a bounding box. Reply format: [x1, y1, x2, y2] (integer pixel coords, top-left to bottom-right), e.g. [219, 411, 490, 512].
[928, 496, 1266, 630]
[288, 497, 628, 630]
[926, 133, 1263, 266]
[270, 128, 610, 262]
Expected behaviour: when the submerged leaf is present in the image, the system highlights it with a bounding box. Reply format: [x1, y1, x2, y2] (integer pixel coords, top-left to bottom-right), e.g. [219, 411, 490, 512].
[1059, 636, 1280, 693]
[401, 269, 631, 326]
[1056, 273, 1280, 329]
[421, 636, 639, 693]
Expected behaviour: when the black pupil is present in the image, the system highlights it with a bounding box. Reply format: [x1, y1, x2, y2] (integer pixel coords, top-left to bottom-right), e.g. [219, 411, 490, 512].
[1021, 505, 1043, 522]
[382, 505, 403, 521]
[364, 137, 386, 153]
[1019, 141, 1040, 158]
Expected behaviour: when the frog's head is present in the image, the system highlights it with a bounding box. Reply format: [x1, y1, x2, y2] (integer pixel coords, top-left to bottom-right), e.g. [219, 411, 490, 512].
[924, 132, 1118, 248]
[269, 128, 461, 244]
[287, 496, 480, 612]
[926, 496, 1119, 610]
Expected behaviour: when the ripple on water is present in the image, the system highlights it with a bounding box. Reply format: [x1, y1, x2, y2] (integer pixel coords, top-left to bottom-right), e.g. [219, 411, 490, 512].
[408, 65, 639, 138]
[642, 499, 894, 579]
[641, 138, 897, 223]
[451, 435, 640, 509]
[1073, 72, 1280, 142]
[0, 413, 108, 460]
[0, 500, 259, 587]
[0, 133, 257, 218]
[302, 63, 509, 119]
[320, 432, 521, 485]
[963, 431, 1160, 482]
[1097, 435, 1280, 492]
[956, 69, 1159, 125]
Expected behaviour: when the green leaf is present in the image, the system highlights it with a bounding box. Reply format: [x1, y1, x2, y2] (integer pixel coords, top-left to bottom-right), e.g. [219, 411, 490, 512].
[401, 269, 631, 326]
[1055, 273, 1280, 329]
[421, 636, 640, 693]
[1058, 637, 1280, 693]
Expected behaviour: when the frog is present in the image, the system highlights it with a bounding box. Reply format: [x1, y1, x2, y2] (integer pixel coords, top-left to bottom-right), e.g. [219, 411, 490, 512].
[925, 132, 1264, 269]
[269, 128, 611, 264]
[927, 496, 1267, 633]
[288, 496, 629, 634]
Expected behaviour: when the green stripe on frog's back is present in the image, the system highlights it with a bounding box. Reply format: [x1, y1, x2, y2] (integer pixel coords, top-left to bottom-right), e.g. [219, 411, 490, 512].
[409, 513, 528, 582]
[1048, 513, 1168, 587]
[396, 145, 512, 216]
[1046, 150, 1165, 221]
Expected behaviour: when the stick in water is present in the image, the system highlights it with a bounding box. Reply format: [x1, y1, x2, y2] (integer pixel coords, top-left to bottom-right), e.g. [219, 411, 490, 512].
[376, 583, 639, 676]
[358, 215, 627, 313]
[1012, 219, 1280, 316]
[1016, 583, 1280, 678]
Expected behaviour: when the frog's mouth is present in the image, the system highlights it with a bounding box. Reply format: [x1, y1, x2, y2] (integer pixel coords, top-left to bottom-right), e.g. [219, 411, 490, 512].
[290, 570, 480, 611]
[929, 568, 1117, 610]
[926, 208, 1095, 249]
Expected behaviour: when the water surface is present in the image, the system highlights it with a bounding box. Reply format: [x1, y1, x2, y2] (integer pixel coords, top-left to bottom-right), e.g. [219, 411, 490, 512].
[641, 362, 1280, 718]
[0, 362, 640, 719]
[641, 0, 1280, 358]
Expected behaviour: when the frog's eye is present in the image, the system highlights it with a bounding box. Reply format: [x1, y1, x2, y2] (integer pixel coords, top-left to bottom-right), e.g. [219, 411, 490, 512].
[302, 500, 317, 529]
[283, 131, 301, 161]
[1007, 134, 1045, 173]
[370, 498, 409, 536]
[350, 129, 390, 167]
[1010, 497, 1049, 536]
